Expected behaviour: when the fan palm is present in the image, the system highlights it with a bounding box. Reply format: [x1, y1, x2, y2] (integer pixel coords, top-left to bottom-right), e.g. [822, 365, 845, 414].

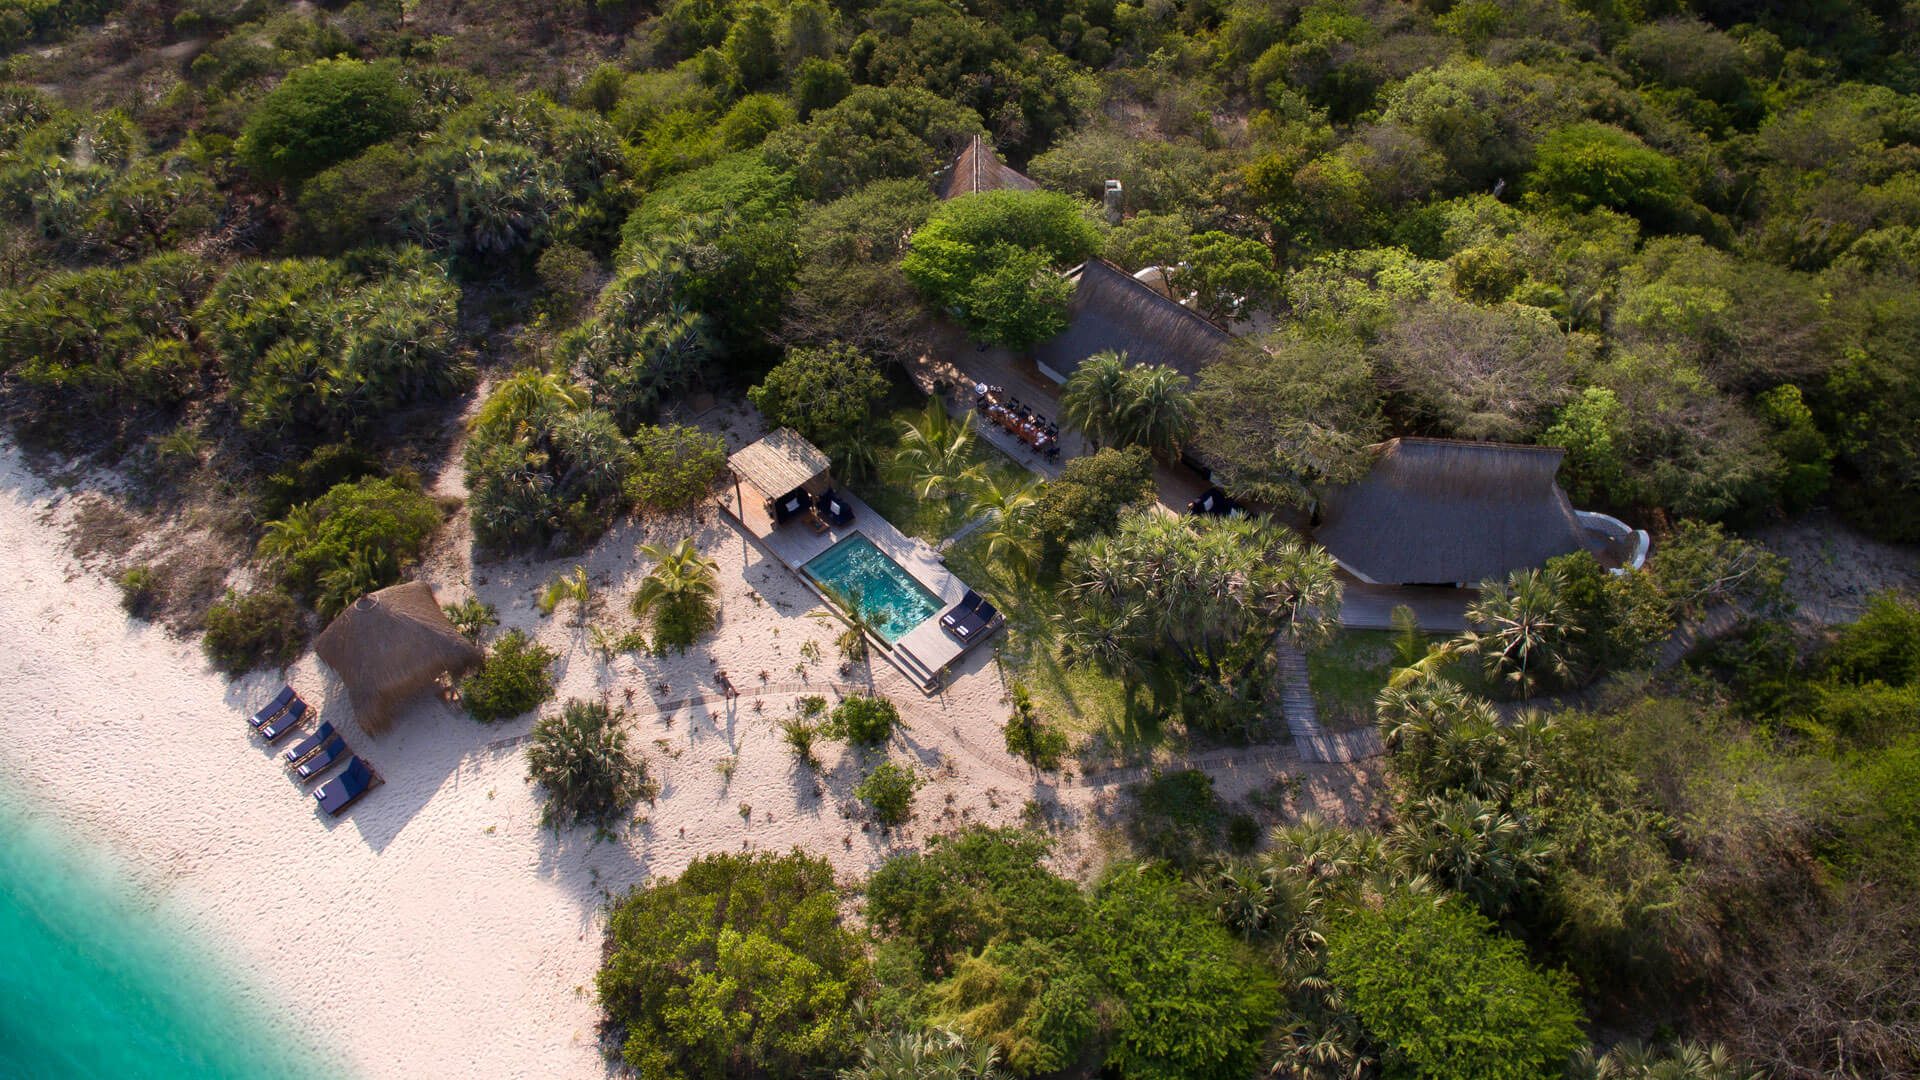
[525, 699, 656, 828]
[1390, 793, 1553, 918]
[1119, 363, 1196, 456]
[538, 564, 592, 625]
[838, 1026, 1007, 1080]
[894, 400, 984, 502]
[1462, 566, 1579, 699]
[1058, 350, 1131, 449]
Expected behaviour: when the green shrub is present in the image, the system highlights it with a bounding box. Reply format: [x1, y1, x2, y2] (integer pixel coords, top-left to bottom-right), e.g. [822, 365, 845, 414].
[1325, 892, 1585, 1080]
[824, 694, 903, 746]
[239, 59, 419, 184]
[464, 370, 633, 553]
[442, 597, 499, 642]
[1091, 866, 1281, 1080]
[626, 424, 726, 512]
[527, 700, 656, 829]
[856, 760, 921, 828]
[462, 629, 558, 722]
[1003, 684, 1068, 771]
[598, 851, 867, 1077]
[118, 565, 161, 618]
[1126, 769, 1224, 870]
[201, 589, 306, 676]
[746, 343, 889, 465]
[902, 189, 1103, 348]
[257, 443, 384, 522]
[258, 476, 442, 618]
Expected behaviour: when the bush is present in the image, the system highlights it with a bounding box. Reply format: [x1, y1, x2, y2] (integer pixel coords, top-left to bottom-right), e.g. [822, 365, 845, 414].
[464, 370, 633, 553]
[824, 694, 903, 746]
[1091, 866, 1281, 1080]
[1003, 684, 1068, 771]
[1325, 893, 1585, 1080]
[201, 589, 306, 676]
[118, 565, 160, 618]
[1030, 447, 1155, 576]
[442, 597, 498, 643]
[258, 475, 442, 618]
[856, 760, 921, 828]
[240, 59, 419, 184]
[902, 190, 1104, 348]
[526, 700, 657, 828]
[461, 629, 558, 723]
[626, 425, 726, 512]
[1126, 769, 1225, 869]
[746, 343, 889, 464]
[598, 851, 867, 1077]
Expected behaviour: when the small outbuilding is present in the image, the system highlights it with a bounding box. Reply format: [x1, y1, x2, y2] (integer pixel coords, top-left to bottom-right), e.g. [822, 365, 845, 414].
[314, 581, 484, 735]
[728, 427, 834, 524]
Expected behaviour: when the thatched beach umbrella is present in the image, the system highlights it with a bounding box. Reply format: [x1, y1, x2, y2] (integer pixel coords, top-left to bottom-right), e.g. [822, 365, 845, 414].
[314, 581, 483, 735]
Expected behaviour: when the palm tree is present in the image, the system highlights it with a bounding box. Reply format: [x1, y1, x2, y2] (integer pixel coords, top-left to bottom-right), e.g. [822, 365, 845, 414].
[1208, 860, 1278, 941]
[525, 699, 657, 828]
[1059, 350, 1131, 449]
[1390, 793, 1554, 918]
[1461, 566, 1579, 699]
[631, 538, 719, 652]
[1570, 1040, 1758, 1080]
[838, 1027, 1006, 1080]
[1119, 363, 1196, 456]
[964, 473, 1041, 572]
[893, 400, 984, 503]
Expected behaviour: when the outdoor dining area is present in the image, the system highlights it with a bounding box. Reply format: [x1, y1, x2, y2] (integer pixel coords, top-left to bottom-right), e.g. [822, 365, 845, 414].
[973, 383, 1061, 460]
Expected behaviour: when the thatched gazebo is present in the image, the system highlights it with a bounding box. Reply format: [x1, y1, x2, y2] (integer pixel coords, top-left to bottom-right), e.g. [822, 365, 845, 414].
[728, 427, 833, 524]
[314, 581, 483, 734]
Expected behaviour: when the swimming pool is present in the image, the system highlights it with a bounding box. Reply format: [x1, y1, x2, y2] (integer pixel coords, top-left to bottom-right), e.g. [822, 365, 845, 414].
[803, 533, 942, 643]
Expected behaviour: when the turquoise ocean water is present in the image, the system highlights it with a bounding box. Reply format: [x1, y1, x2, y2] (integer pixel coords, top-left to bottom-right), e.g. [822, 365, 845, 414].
[0, 775, 326, 1080]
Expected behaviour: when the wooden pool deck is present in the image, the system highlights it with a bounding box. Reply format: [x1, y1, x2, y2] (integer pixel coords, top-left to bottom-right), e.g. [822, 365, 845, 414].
[715, 481, 991, 692]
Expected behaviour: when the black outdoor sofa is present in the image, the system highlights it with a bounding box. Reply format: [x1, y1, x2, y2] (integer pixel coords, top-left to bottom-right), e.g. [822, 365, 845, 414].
[940, 590, 999, 642]
[1188, 486, 1237, 516]
[815, 489, 854, 527]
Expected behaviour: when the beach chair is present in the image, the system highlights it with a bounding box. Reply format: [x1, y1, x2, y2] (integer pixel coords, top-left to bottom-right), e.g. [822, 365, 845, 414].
[940, 590, 983, 631]
[248, 685, 297, 729]
[281, 721, 338, 766]
[951, 600, 998, 641]
[258, 698, 309, 742]
[816, 489, 854, 527]
[294, 733, 348, 781]
[314, 757, 379, 816]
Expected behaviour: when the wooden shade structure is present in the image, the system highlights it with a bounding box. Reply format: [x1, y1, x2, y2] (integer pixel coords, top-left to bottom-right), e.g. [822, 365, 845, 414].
[314, 581, 483, 734]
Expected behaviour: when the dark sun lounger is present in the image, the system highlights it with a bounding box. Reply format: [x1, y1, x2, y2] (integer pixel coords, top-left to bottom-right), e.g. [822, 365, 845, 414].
[315, 757, 378, 816]
[258, 698, 309, 742]
[951, 600, 998, 641]
[294, 733, 348, 781]
[940, 590, 983, 631]
[248, 685, 297, 729]
[282, 721, 338, 766]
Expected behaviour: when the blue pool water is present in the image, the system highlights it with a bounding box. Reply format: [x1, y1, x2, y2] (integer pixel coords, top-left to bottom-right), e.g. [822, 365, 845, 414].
[0, 774, 325, 1080]
[803, 533, 943, 642]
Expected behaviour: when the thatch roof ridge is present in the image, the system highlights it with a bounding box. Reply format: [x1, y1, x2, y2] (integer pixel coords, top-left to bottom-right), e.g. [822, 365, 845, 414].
[729, 427, 832, 499]
[936, 135, 1039, 199]
[1313, 437, 1585, 587]
[1032, 259, 1232, 382]
[314, 581, 483, 734]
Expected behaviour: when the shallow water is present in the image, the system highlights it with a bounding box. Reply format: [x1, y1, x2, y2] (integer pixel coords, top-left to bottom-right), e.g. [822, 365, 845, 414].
[0, 775, 325, 1080]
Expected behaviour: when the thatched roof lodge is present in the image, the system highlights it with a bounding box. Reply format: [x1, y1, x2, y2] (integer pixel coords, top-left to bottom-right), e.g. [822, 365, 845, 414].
[935, 134, 1039, 199]
[315, 581, 483, 734]
[1313, 438, 1592, 588]
[1032, 259, 1233, 384]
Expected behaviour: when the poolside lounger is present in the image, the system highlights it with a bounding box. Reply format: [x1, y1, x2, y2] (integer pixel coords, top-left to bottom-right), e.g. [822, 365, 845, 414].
[258, 698, 309, 742]
[940, 590, 983, 630]
[248, 685, 297, 729]
[816, 489, 854, 527]
[282, 721, 338, 766]
[294, 733, 348, 781]
[314, 757, 378, 816]
[952, 600, 999, 641]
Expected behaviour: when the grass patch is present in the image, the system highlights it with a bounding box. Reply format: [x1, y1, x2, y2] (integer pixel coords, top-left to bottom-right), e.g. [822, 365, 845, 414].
[1306, 630, 1409, 731]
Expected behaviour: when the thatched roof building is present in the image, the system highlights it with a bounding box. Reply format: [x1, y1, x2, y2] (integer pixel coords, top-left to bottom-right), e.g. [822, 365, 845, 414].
[1032, 259, 1232, 384]
[936, 135, 1039, 199]
[729, 428, 833, 501]
[314, 581, 483, 734]
[1313, 438, 1588, 588]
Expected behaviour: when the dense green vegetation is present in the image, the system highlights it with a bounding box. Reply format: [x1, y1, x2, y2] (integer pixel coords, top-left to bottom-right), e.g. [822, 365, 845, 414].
[5, 0, 1920, 1075]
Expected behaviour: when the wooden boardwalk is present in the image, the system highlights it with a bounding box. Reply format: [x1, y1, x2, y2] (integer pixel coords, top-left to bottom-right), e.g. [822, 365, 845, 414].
[1275, 640, 1383, 763]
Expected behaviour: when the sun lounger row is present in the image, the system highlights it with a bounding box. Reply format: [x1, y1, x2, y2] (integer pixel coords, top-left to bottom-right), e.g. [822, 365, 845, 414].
[940, 590, 999, 642]
[248, 686, 382, 816]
